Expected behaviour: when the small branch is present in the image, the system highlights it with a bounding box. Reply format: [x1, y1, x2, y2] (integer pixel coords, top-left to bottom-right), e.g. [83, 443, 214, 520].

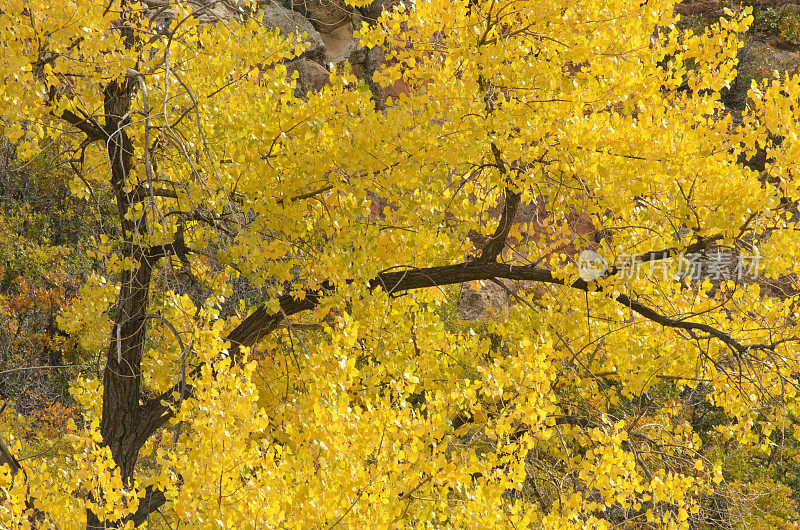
[276, 185, 334, 205]
[163, 209, 238, 237]
[128, 186, 178, 204]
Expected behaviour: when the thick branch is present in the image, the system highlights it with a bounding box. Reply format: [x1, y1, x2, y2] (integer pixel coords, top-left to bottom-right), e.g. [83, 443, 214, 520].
[137, 251, 760, 446]
[607, 234, 725, 273]
[130, 486, 167, 526]
[0, 433, 47, 527]
[476, 187, 521, 264]
[143, 240, 191, 264]
[58, 108, 105, 141]
[0, 434, 21, 476]
[475, 143, 521, 264]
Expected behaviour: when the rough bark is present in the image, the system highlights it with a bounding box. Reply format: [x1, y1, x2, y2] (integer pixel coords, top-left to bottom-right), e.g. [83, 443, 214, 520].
[86, 76, 157, 529]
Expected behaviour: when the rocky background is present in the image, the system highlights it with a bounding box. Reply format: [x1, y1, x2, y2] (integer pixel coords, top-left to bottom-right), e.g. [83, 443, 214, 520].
[145, 0, 405, 104]
[156, 0, 800, 123]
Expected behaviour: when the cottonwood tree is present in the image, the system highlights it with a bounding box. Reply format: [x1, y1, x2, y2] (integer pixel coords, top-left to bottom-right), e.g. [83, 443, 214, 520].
[2, 0, 800, 527]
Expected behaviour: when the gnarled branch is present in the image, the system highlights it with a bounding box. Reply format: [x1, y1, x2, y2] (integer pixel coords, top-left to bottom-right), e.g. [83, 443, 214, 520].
[136, 246, 768, 448]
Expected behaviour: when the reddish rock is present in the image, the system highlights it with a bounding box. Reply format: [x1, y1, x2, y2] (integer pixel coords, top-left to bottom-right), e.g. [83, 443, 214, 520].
[286, 58, 330, 99]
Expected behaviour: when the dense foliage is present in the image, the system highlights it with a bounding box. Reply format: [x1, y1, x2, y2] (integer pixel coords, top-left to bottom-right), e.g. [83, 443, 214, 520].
[2, 0, 800, 527]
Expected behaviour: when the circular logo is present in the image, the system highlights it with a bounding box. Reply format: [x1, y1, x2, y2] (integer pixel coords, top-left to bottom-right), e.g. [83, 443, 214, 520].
[577, 250, 607, 281]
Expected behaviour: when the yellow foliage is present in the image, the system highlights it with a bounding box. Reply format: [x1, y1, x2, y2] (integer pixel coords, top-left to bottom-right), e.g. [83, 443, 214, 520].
[3, 0, 800, 527]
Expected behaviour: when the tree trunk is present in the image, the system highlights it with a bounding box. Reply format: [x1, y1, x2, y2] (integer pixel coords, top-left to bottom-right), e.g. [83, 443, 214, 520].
[86, 76, 156, 529]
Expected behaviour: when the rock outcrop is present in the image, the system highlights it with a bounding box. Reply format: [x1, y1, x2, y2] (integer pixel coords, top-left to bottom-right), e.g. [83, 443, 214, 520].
[260, 0, 327, 63]
[281, 0, 352, 33]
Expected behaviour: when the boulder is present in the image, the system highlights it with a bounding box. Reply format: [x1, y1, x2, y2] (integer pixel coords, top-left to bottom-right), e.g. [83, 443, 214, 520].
[286, 58, 330, 99]
[145, 7, 177, 32]
[260, 1, 327, 62]
[192, 1, 247, 23]
[279, 0, 363, 65]
[674, 1, 722, 17]
[282, 0, 352, 33]
[146, 1, 328, 62]
[320, 21, 362, 64]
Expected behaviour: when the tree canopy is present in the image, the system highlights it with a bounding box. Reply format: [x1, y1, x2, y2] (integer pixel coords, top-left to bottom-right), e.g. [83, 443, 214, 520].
[2, 0, 800, 527]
